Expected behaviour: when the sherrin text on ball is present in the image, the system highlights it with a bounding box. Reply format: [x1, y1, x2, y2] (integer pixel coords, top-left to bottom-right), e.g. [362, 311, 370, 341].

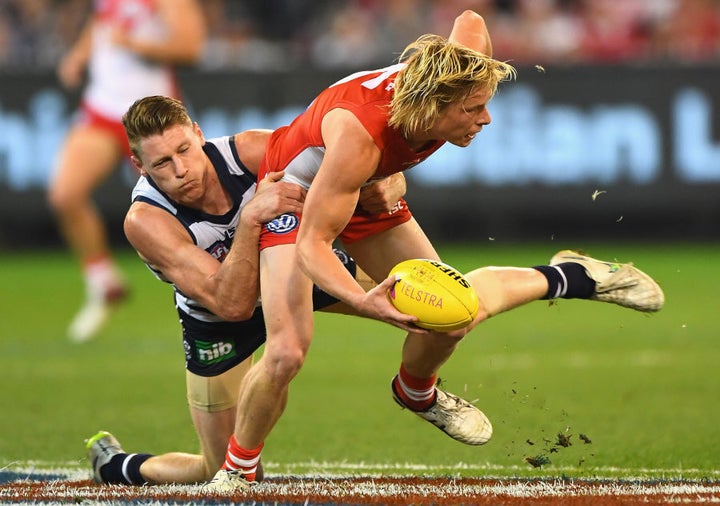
[387, 259, 480, 331]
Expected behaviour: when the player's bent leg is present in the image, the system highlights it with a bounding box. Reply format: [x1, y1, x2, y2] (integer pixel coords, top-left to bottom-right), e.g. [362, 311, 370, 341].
[550, 250, 664, 312]
[185, 361, 260, 482]
[84, 359, 256, 486]
[390, 330, 493, 445]
[85, 430, 207, 485]
[210, 245, 315, 492]
[84, 416, 228, 485]
[233, 246, 314, 448]
[137, 452, 209, 485]
[346, 220, 492, 445]
[47, 126, 122, 254]
[463, 266, 549, 323]
[189, 357, 272, 484]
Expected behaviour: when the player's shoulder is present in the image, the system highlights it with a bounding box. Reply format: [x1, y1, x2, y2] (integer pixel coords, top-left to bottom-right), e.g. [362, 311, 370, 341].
[329, 63, 405, 89]
[322, 64, 405, 120]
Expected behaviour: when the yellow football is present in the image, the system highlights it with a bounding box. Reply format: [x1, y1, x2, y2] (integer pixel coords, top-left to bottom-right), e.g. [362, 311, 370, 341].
[387, 259, 480, 331]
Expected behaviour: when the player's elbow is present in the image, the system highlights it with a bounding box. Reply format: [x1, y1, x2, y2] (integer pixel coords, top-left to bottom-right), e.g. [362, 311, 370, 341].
[209, 294, 257, 321]
[215, 303, 255, 322]
[174, 47, 203, 65]
[185, 43, 204, 64]
[172, 33, 206, 64]
[458, 9, 484, 24]
[450, 10, 492, 56]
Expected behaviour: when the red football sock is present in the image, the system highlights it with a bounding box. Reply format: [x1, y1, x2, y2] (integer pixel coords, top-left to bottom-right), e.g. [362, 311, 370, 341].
[393, 363, 437, 411]
[222, 435, 263, 482]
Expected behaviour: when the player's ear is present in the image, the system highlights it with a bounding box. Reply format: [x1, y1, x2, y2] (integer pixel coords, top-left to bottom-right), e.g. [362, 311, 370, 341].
[193, 122, 205, 144]
[130, 155, 145, 175]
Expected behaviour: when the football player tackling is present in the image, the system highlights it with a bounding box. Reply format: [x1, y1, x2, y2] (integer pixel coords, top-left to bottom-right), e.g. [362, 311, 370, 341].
[83, 96, 406, 486]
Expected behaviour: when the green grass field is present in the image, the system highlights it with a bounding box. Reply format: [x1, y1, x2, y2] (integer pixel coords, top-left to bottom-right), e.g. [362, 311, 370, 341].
[1, 242, 718, 480]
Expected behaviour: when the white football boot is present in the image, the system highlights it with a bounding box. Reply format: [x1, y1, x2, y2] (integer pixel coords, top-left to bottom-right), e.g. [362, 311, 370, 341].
[201, 469, 255, 495]
[68, 299, 111, 343]
[68, 277, 128, 343]
[550, 250, 664, 312]
[392, 382, 492, 445]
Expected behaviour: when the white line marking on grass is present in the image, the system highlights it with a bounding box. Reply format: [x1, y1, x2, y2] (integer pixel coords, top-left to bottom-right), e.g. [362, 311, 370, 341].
[3, 460, 719, 480]
[3, 463, 720, 505]
[265, 461, 720, 479]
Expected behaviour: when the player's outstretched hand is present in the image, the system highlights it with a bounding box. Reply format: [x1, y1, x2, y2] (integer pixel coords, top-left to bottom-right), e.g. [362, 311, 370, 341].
[357, 276, 429, 334]
[242, 171, 306, 226]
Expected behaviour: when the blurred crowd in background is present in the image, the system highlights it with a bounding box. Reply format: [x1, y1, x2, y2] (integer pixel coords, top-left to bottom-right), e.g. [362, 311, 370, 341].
[1, 0, 719, 71]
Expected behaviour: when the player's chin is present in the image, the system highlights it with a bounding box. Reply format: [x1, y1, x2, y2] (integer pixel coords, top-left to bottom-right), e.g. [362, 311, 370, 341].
[450, 135, 476, 147]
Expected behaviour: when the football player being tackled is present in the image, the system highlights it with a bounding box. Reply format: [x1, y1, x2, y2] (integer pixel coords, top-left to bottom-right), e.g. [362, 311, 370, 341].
[204, 9, 664, 493]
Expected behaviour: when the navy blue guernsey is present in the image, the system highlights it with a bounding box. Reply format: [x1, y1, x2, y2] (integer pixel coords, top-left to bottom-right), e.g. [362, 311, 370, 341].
[130, 136, 355, 376]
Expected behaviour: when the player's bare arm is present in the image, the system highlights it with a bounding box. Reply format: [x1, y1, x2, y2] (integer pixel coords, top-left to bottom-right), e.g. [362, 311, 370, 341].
[233, 130, 273, 176]
[124, 203, 260, 321]
[125, 172, 304, 321]
[57, 19, 92, 89]
[112, 0, 206, 64]
[297, 109, 420, 332]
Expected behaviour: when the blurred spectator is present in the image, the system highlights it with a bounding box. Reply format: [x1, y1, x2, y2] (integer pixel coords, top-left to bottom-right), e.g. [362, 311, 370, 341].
[372, 0, 430, 60]
[657, 0, 720, 62]
[2, 0, 720, 71]
[309, 3, 382, 68]
[0, 0, 78, 68]
[576, 0, 649, 63]
[509, 0, 584, 63]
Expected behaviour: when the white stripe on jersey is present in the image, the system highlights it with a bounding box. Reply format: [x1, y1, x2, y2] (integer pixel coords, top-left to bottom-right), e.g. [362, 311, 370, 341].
[131, 136, 259, 323]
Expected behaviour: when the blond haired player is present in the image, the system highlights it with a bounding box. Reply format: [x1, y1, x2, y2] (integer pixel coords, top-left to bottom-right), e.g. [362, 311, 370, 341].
[47, 0, 206, 342]
[205, 10, 664, 493]
[83, 96, 406, 485]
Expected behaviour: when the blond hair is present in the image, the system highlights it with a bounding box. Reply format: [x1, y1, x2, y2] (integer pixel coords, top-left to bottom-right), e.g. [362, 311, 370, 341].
[389, 35, 516, 136]
[122, 95, 193, 157]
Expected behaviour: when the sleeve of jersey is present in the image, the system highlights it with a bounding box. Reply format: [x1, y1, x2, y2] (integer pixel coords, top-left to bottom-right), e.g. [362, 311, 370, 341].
[334, 100, 390, 151]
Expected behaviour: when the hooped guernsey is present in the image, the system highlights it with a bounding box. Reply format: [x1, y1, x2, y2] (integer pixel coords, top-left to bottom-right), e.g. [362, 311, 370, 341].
[259, 63, 446, 249]
[130, 136, 357, 376]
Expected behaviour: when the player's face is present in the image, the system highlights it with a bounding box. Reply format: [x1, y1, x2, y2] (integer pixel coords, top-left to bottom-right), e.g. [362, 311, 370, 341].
[430, 86, 493, 147]
[134, 123, 208, 205]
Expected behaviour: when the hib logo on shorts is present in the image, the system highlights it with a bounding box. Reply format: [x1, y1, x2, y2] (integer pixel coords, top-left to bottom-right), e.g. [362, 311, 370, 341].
[266, 213, 298, 234]
[196, 340, 236, 365]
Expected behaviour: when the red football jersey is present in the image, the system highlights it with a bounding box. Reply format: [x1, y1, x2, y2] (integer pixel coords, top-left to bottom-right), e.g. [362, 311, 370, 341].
[260, 63, 445, 185]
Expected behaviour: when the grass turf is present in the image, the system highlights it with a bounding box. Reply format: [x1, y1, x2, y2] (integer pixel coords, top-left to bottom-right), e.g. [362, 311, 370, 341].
[1, 242, 718, 479]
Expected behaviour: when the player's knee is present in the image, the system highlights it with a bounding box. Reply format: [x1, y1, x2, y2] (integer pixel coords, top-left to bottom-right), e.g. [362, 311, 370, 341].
[263, 345, 307, 384]
[431, 328, 468, 343]
[47, 183, 83, 214]
[465, 267, 508, 317]
[465, 306, 491, 332]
